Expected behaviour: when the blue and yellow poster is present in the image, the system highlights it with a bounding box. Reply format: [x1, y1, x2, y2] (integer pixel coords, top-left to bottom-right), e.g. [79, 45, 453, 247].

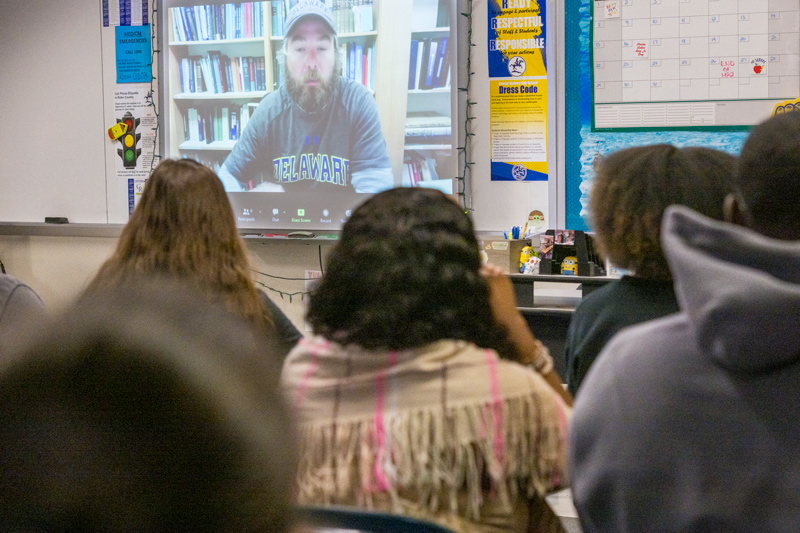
[488, 0, 549, 182]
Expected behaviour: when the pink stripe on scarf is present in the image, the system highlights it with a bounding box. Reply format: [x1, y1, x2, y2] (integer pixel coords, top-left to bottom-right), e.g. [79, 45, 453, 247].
[552, 396, 569, 487]
[371, 350, 398, 492]
[294, 338, 329, 409]
[485, 349, 505, 467]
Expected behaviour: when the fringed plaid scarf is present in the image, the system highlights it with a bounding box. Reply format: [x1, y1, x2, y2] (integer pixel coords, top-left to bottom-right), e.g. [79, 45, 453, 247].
[281, 337, 570, 532]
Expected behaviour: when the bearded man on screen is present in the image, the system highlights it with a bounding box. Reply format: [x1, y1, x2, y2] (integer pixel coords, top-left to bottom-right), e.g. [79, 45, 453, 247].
[218, 0, 392, 193]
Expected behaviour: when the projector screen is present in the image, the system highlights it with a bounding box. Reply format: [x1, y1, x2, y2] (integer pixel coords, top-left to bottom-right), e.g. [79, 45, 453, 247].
[159, 0, 458, 231]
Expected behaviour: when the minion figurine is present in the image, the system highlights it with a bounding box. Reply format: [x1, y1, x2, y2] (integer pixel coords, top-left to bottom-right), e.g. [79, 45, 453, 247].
[561, 256, 578, 276]
[519, 245, 534, 273]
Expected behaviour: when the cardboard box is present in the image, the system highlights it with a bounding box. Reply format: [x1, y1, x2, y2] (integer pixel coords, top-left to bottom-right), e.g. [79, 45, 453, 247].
[478, 236, 533, 274]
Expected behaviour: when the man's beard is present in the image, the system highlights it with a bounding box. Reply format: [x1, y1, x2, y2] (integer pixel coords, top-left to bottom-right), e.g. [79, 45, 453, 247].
[287, 69, 336, 113]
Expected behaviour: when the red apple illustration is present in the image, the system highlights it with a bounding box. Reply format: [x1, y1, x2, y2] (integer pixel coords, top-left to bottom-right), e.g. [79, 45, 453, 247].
[754, 65, 763, 74]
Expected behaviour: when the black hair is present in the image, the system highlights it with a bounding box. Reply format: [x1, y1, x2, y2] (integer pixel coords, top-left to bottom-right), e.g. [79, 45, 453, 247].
[307, 187, 517, 357]
[737, 112, 800, 239]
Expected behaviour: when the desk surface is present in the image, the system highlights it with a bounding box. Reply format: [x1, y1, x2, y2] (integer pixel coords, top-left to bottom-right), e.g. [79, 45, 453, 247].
[511, 274, 615, 309]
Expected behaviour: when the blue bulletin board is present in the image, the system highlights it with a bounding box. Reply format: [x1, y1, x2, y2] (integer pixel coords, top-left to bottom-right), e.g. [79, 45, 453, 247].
[564, 0, 750, 231]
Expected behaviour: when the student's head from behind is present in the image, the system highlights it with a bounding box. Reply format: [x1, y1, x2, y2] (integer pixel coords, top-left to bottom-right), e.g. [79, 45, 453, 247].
[590, 144, 736, 280]
[282, 0, 341, 113]
[307, 187, 515, 356]
[732, 111, 800, 240]
[116, 158, 240, 269]
[0, 278, 296, 532]
[91, 158, 270, 330]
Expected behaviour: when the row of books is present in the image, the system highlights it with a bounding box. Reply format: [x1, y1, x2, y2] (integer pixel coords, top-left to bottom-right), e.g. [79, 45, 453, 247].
[403, 151, 440, 186]
[183, 103, 257, 144]
[405, 111, 451, 144]
[343, 41, 374, 91]
[171, 2, 266, 42]
[179, 53, 268, 95]
[408, 37, 450, 90]
[271, 0, 374, 37]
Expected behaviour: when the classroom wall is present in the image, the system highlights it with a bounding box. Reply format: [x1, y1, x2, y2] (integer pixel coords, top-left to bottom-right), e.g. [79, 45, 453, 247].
[0, 234, 321, 332]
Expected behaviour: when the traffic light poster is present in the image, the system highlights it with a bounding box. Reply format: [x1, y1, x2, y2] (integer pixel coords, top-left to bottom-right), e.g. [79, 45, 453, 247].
[113, 86, 157, 181]
[487, 0, 549, 182]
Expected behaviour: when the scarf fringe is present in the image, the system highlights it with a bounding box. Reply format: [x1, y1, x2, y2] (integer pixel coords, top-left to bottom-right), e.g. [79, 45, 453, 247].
[295, 391, 565, 520]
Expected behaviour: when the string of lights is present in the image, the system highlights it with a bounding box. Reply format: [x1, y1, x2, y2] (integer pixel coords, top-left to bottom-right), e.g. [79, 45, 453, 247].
[148, 2, 162, 172]
[457, 0, 475, 213]
[248, 242, 326, 303]
[253, 279, 310, 304]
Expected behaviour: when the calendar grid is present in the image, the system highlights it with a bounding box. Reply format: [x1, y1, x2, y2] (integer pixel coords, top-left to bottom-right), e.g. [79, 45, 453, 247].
[591, 0, 800, 130]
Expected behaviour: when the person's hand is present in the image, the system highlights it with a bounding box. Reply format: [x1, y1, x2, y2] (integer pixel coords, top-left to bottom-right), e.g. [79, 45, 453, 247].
[480, 264, 522, 330]
[481, 265, 573, 406]
[250, 182, 286, 192]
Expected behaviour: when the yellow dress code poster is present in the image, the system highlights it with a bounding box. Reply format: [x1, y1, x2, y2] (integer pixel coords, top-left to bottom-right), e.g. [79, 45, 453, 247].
[487, 0, 549, 181]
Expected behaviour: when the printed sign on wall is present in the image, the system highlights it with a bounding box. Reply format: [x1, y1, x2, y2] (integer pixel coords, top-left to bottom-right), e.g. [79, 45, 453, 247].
[488, 0, 549, 182]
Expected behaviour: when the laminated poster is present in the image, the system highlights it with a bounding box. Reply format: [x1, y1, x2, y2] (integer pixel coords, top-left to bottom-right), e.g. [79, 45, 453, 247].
[487, 0, 549, 182]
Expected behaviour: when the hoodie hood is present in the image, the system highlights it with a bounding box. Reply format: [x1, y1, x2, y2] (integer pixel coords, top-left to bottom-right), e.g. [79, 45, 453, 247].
[661, 205, 800, 373]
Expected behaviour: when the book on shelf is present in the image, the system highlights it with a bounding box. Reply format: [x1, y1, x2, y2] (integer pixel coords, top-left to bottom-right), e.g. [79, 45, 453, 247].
[408, 40, 420, 90]
[433, 36, 448, 88]
[230, 109, 239, 140]
[423, 38, 439, 90]
[355, 43, 363, 87]
[348, 42, 356, 82]
[242, 58, 251, 92]
[271, 2, 283, 37]
[416, 39, 431, 90]
[366, 45, 373, 89]
[221, 106, 230, 141]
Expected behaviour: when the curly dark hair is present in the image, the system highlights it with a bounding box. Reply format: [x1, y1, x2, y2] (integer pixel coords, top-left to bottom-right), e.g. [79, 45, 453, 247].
[307, 187, 516, 357]
[738, 111, 800, 239]
[589, 144, 736, 280]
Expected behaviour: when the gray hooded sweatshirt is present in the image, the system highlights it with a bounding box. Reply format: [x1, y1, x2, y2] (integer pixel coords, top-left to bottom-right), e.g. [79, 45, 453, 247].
[569, 205, 800, 533]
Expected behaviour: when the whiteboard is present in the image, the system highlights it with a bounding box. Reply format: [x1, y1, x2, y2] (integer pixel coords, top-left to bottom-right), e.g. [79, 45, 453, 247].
[0, 0, 563, 232]
[0, 0, 141, 225]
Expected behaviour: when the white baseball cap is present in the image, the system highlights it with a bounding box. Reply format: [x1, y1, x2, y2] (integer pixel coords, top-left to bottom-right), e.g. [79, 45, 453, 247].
[283, 0, 337, 38]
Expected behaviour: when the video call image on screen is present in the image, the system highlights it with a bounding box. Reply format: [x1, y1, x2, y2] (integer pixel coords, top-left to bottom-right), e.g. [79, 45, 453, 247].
[160, 0, 457, 230]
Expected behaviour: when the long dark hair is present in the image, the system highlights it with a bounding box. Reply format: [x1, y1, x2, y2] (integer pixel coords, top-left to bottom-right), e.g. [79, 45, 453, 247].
[87, 159, 272, 330]
[307, 187, 516, 357]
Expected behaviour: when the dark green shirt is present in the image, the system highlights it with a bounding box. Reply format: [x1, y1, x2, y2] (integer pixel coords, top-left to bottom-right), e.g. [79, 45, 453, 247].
[565, 276, 679, 396]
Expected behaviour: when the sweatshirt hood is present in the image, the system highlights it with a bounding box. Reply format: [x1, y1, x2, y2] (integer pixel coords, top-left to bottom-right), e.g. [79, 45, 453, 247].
[662, 205, 800, 373]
